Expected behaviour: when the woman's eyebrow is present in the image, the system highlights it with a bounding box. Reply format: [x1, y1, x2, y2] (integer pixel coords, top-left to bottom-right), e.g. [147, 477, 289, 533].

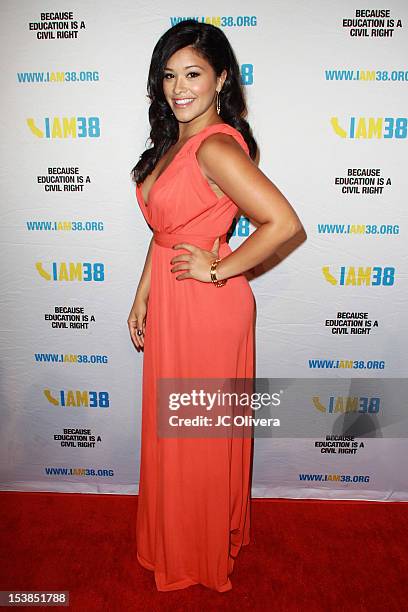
[164, 64, 204, 70]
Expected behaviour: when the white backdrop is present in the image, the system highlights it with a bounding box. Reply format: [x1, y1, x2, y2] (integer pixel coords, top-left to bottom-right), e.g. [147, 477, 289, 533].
[1, 0, 407, 500]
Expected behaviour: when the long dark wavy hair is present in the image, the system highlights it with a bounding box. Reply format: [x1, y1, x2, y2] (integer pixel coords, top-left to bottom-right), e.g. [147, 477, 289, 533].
[131, 19, 257, 184]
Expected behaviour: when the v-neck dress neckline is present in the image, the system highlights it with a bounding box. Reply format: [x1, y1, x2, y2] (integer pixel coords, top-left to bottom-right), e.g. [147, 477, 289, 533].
[137, 122, 229, 207]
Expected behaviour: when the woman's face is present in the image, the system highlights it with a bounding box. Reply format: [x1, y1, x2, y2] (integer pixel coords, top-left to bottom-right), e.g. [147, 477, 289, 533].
[162, 45, 226, 124]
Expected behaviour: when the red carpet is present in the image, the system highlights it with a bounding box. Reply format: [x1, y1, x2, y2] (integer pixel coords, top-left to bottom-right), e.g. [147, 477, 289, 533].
[1, 492, 407, 611]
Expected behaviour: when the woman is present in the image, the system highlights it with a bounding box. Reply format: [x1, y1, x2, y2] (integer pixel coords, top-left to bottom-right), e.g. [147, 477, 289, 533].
[128, 20, 303, 592]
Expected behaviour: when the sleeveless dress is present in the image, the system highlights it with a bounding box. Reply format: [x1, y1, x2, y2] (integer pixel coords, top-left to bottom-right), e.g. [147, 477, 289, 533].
[135, 122, 255, 592]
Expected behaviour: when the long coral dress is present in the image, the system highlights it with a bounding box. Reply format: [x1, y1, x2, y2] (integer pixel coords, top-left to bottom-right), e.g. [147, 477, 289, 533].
[135, 122, 255, 592]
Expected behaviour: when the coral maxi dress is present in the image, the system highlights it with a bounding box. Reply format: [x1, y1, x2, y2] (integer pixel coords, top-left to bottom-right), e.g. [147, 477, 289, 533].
[135, 122, 255, 592]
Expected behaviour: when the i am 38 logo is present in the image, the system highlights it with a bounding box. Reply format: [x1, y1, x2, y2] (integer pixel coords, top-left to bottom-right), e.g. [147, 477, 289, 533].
[27, 116, 100, 138]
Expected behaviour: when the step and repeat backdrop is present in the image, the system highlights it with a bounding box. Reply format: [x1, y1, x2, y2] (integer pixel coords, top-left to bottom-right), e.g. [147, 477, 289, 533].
[1, 1, 407, 500]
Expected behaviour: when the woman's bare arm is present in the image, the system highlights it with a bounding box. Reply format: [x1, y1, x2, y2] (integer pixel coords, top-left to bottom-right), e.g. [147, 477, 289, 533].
[133, 236, 154, 303]
[196, 133, 305, 281]
[128, 236, 154, 350]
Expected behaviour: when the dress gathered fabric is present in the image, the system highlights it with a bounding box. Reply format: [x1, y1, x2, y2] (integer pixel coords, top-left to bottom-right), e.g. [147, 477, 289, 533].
[135, 122, 255, 592]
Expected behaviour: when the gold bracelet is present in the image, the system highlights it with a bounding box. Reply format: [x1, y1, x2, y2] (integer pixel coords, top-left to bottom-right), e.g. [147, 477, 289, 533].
[210, 258, 227, 287]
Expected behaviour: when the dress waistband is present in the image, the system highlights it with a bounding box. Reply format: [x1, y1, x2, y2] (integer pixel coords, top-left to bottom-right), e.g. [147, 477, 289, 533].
[153, 231, 227, 250]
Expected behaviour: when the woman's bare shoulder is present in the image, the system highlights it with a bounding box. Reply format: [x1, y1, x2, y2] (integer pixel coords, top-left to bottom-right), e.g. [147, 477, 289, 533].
[196, 131, 245, 154]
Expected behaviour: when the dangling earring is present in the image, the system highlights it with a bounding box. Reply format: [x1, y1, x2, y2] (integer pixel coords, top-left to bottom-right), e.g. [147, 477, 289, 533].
[216, 90, 221, 115]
